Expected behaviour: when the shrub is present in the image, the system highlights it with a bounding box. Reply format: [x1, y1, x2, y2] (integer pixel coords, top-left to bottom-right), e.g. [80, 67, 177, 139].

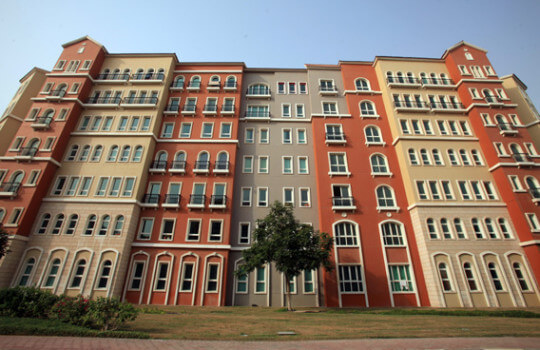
[84, 297, 139, 331]
[0, 287, 60, 318]
[50, 295, 91, 326]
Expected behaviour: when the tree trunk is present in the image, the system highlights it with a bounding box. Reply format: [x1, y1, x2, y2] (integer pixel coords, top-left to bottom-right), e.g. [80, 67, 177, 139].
[285, 276, 293, 311]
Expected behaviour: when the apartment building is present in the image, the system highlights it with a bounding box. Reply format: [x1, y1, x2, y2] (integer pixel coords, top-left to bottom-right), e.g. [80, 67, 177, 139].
[0, 36, 538, 308]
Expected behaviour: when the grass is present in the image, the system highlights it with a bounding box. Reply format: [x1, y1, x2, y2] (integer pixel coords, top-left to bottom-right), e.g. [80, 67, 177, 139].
[0, 316, 149, 338]
[126, 306, 540, 340]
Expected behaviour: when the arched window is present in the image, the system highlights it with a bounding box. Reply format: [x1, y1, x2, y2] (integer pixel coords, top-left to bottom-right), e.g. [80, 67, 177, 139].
[376, 186, 396, 209]
[355, 78, 370, 91]
[365, 126, 382, 144]
[370, 154, 389, 174]
[432, 149, 443, 165]
[173, 75, 184, 88]
[440, 218, 452, 239]
[65, 214, 78, 235]
[430, 73, 438, 85]
[172, 151, 186, 170]
[215, 151, 229, 170]
[134, 68, 144, 80]
[9, 172, 24, 191]
[112, 215, 124, 236]
[420, 149, 431, 165]
[447, 149, 459, 165]
[145, 68, 155, 80]
[406, 72, 415, 84]
[381, 221, 404, 246]
[512, 262, 530, 291]
[247, 83, 269, 95]
[84, 214, 97, 235]
[78, 145, 91, 161]
[98, 215, 110, 236]
[463, 262, 478, 291]
[44, 258, 61, 287]
[386, 71, 394, 83]
[157, 68, 165, 80]
[189, 76, 201, 88]
[427, 218, 438, 239]
[153, 151, 167, 169]
[420, 72, 428, 84]
[471, 149, 483, 165]
[91, 145, 103, 162]
[440, 73, 450, 85]
[102, 68, 110, 78]
[122, 68, 131, 80]
[196, 151, 209, 170]
[396, 72, 404, 83]
[107, 145, 119, 162]
[360, 101, 376, 116]
[70, 259, 86, 288]
[119, 145, 131, 162]
[18, 257, 36, 286]
[54, 83, 68, 97]
[488, 262, 503, 291]
[483, 89, 496, 103]
[111, 68, 120, 79]
[66, 144, 79, 161]
[97, 260, 112, 289]
[51, 214, 65, 235]
[132, 146, 143, 162]
[209, 75, 220, 84]
[438, 262, 452, 291]
[42, 109, 54, 125]
[509, 144, 525, 162]
[225, 76, 237, 88]
[495, 114, 508, 130]
[459, 149, 471, 165]
[37, 213, 51, 234]
[408, 148, 419, 165]
[333, 221, 358, 246]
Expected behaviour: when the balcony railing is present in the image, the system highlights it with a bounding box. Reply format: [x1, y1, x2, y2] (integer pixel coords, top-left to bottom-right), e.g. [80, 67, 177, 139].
[194, 161, 210, 172]
[49, 89, 66, 97]
[164, 104, 180, 113]
[86, 97, 121, 105]
[224, 82, 237, 89]
[131, 73, 164, 81]
[246, 88, 271, 96]
[512, 153, 533, 164]
[420, 77, 455, 86]
[332, 196, 355, 207]
[150, 160, 167, 171]
[0, 182, 21, 195]
[214, 161, 229, 172]
[203, 104, 218, 113]
[142, 194, 160, 204]
[393, 100, 429, 109]
[429, 102, 465, 110]
[207, 83, 221, 90]
[497, 123, 518, 135]
[170, 160, 186, 172]
[529, 188, 540, 201]
[210, 195, 227, 207]
[245, 111, 270, 118]
[188, 194, 206, 206]
[96, 73, 129, 80]
[387, 77, 420, 85]
[18, 147, 38, 157]
[319, 86, 337, 94]
[34, 116, 52, 125]
[163, 194, 181, 205]
[124, 97, 158, 105]
[325, 133, 346, 143]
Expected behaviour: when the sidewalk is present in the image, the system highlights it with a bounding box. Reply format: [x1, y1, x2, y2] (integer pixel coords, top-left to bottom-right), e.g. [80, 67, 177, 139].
[0, 336, 539, 350]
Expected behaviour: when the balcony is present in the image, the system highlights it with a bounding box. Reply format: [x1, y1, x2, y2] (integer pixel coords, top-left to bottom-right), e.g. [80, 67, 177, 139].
[181, 105, 197, 116]
[122, 97, 158, 107]
[203, 104, 218, 116]
[420, 77, 456, 88]
[429, 101, 466, 113]
[209, 195, 227, 209]
[95, 73, 129, 81]
[149, 160, 167, 173]
[163, 104, 180, 115]
[84, 97, 121, 107]
[207, 83, 221, 91]
[393, 100, 430, 112]
[497, 123, 518, 136]
[170, 82, 184, 91]
[325, 133, 346, 145]
[331, 197, 356, 210]
[512, 153, 534, 166]
[220, 105, 235, 116]
[186, 83, 201, 92]
[169, 160, 186, 174]
[529, 188, 540, 205]
[244, 111, 270, 119]
[131, 72, 164, 82]
[246, 88, 271, 99]
[193, 161, 210, 174]
[16, 147, 38, 159]
[31, 116, 52, 130]
[319, 86, 338, 96]
[141, 194, 160, 207]
[485, 96, 504, 107]
[0, 182, 20, 197]
[162, 194, 181, 208]
[46, 89, 66, 100]
[187, 194, 206, 209]
[213, 161, 230, 174]
[223, 82, 237, 91]
[387, 77, 421, 88]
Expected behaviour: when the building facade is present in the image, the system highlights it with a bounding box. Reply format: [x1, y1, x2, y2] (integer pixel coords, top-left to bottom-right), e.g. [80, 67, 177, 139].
[0, 37, 538, 308]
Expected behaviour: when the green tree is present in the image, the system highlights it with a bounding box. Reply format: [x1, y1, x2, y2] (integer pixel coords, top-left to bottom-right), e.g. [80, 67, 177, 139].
[235, 201, 333, 311]
[0, 224, 9, 259]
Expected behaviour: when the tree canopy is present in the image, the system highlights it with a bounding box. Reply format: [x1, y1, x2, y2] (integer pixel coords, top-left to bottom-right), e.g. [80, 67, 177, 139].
[235, 201, 333, 310]
[0, 224, 9, 259]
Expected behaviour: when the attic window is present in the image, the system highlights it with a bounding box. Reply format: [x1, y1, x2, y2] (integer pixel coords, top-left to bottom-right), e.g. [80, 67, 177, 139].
[78, 46, 85, 54]
[465, 52, 473, 60]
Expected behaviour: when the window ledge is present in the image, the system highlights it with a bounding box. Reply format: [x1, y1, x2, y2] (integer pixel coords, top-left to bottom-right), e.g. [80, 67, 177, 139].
[328, 172, 351, 177]
[372, 172, 393, 177]
[377, 206, 400, 212]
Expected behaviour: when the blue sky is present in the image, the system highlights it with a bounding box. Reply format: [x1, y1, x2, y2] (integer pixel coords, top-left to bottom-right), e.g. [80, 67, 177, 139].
[1, 0, 539, 111]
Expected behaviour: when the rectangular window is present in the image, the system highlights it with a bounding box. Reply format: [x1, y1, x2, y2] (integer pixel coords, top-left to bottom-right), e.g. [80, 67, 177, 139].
[154, 262, 169, 291]
[201, 122, 214, 138]
[416, 181, 428, 200]
[259, 128, 269, 143]
[458, 181, 471, 200]
[282, 129, 292, 144]
[65, 177, 80, 196]
[524, 143, 538, 156]
[437, 120, 448, 135]
[108, 177, 122, 196]
[186, 219, 201, 241]
[180, 263, 194, 292]
[241, 187, 252, 206]
[471, 181, 484, 200]
[508, 175, 523, 191]
[412, 120, 422, 134]
[179, 122, 192, 138]
[297, 129, 307, 144]
[400, 120, 410, 134]
[339, 265, 364, 293]
[219, 123, 232, 138]
[255, 266, 266, 293]
[121, 177, 135, 197]
[428, 181, 441, 200]
[52, 176, 67, 195]
[322, 102, 337, 115]
[258, 156, 268, 173]
[209, 220, 223, 242]
[138, 218, 153, 240]
[526, 213, 540, 231]
[296, 104, 305, 118]
[11, 137, 24, 151]
[282, 104, 291, 117]
[129, 262, 145, 290]
[239, 222, 251, 244]
[77, 177, 92, 196]
[245, 128, 254, 143]
[117, 116, 128, 131]
[483, 181, 497, 200]
[129, 116, 140, 131]
[422, 120, 433, 135]
[282, 156, 293, 174]
[95, 177, 109, 196]
[328, 153, 348, 174]
[27, 108, 40, 121]
[389, 265, 413, 292]
[26, 170, 40, 186]
[206, 264, 219, 292]
[288, 82, 296, 94]
[299, 82, 307, 94]
[7, 208, 23, 226]
[257, 187, 268, 207]
[298, 156, 308, 174]
[159, 219, 175, 241]
[299, 188, 310, 207]
[283, 187, 294, 206]
[441, 181, 454, 200]
[277, 82, 285, 94]
[161, 123, 174, 138]
[243, 156, 253, 173]
[141, 116, 151, 131]
[304, 270, 315, 293]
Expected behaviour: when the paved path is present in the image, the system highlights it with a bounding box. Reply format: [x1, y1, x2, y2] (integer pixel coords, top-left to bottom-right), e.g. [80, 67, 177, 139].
[0, 336, 539, 350]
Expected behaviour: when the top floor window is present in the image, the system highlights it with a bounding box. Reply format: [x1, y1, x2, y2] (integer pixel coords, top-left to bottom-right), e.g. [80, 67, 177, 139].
[355, 78, 370, 91]
[247, 84, 269, 95]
